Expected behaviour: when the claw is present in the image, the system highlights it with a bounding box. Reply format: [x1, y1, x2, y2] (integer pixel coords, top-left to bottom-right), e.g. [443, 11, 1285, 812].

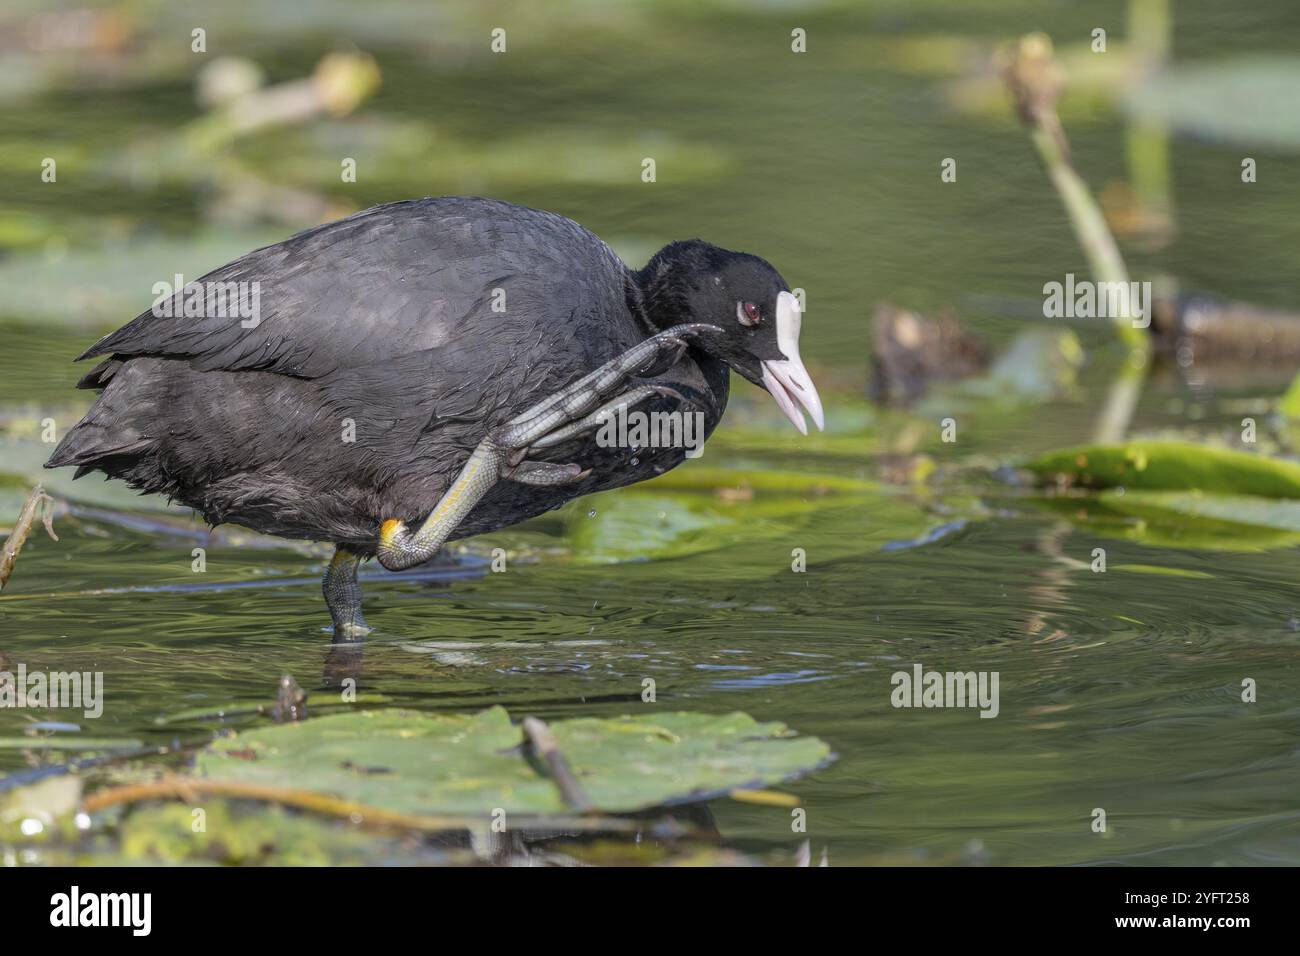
[529, 384, 675, 451]
[506, 461, 590, 486]
[651, 385, 687, 404]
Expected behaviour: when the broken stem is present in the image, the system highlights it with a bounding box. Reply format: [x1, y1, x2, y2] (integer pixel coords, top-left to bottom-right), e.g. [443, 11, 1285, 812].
[0, 485, 58, 591]
[522, 716, 594, 813]
[185, 51, 381, 155]
[82, 775, 628, 834]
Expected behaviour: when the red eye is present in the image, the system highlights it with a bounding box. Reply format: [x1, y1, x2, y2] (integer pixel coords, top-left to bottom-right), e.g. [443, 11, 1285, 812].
[738, 301, 761, 327]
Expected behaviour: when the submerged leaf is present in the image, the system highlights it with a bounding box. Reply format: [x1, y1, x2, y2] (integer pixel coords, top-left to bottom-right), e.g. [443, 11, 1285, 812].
[1111, 563, 1214, 579]
[938, 328, 1083, 404]
[1023, 491, 1300, 552]
[1105, 490, 1300, 535]
[118, 798, 445, 866]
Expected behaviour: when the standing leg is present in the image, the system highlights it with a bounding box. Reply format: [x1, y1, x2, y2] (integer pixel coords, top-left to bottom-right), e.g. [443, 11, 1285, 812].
[323, 545, 370, 637]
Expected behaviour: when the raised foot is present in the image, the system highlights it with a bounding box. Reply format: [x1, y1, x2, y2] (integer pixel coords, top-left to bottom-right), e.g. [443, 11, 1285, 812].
[377, 323, 718, 571]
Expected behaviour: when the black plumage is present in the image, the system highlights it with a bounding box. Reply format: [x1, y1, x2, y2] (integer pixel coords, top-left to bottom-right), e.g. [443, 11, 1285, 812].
[47, 197, 822, 576]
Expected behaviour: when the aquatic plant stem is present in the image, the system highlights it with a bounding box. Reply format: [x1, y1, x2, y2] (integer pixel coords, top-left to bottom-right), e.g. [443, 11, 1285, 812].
[82, 776, 630, 834]
[1003, 33, 1152, 443]
[1025, 104, 1150, 359]
[1125, 0, 1175, 242]
[185, 52, 381, 155]
[0, 485, 57, 591]
[1091, 360, 1146, 446]
[522, 716, 595, 813]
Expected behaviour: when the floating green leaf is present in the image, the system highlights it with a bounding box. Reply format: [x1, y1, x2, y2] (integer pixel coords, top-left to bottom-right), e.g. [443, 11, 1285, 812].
[1025, 441, 1300, 498]
[563, 472, 964, 565]
[547, 711, 830, 812]
[197, 707, 830, 816]
[1123, 57, 1300, 151]
[0, 231, 284, 328]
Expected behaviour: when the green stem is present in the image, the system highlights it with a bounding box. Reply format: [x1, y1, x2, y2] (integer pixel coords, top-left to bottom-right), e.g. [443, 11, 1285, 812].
[1029, 125, 1150, 358]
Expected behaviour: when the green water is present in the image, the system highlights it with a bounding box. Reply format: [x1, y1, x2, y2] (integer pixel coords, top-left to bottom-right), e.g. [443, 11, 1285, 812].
[2, 0, 1300, 865]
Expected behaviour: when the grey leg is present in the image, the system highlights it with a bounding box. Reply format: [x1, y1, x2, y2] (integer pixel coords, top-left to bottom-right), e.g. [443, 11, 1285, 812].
[493, 323, 714, 449]
[323, 545, 370, 637]
[376, 323, 717, 571]
[527, 384, 683, 451]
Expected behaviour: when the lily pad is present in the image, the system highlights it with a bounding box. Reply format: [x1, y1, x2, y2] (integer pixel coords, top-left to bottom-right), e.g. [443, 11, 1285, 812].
[0, 231, 284, 328]
[196, 707, 831, 816]
[1123, 57, 1300, 151]
[1024, 441, 1300, 498]
[564, 473, 964, 565]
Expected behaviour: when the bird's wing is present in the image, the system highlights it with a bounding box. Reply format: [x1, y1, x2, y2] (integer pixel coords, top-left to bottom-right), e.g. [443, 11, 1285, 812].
[79, 197, 631, 380]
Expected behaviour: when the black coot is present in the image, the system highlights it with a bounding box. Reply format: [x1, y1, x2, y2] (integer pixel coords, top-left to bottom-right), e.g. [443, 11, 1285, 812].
[46, 197, 824, 634]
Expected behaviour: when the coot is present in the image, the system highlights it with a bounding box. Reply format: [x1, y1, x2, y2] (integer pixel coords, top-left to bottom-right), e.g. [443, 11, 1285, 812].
[47, 197, 823, 634]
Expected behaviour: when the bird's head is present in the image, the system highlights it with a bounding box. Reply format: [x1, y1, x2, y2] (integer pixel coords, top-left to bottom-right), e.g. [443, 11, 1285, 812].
[635, 241, 824, 434]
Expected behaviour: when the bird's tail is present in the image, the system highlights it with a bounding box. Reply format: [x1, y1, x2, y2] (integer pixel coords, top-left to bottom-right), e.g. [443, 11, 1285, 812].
[45, 425, 153, 473]
[45, 362, 157, 475]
